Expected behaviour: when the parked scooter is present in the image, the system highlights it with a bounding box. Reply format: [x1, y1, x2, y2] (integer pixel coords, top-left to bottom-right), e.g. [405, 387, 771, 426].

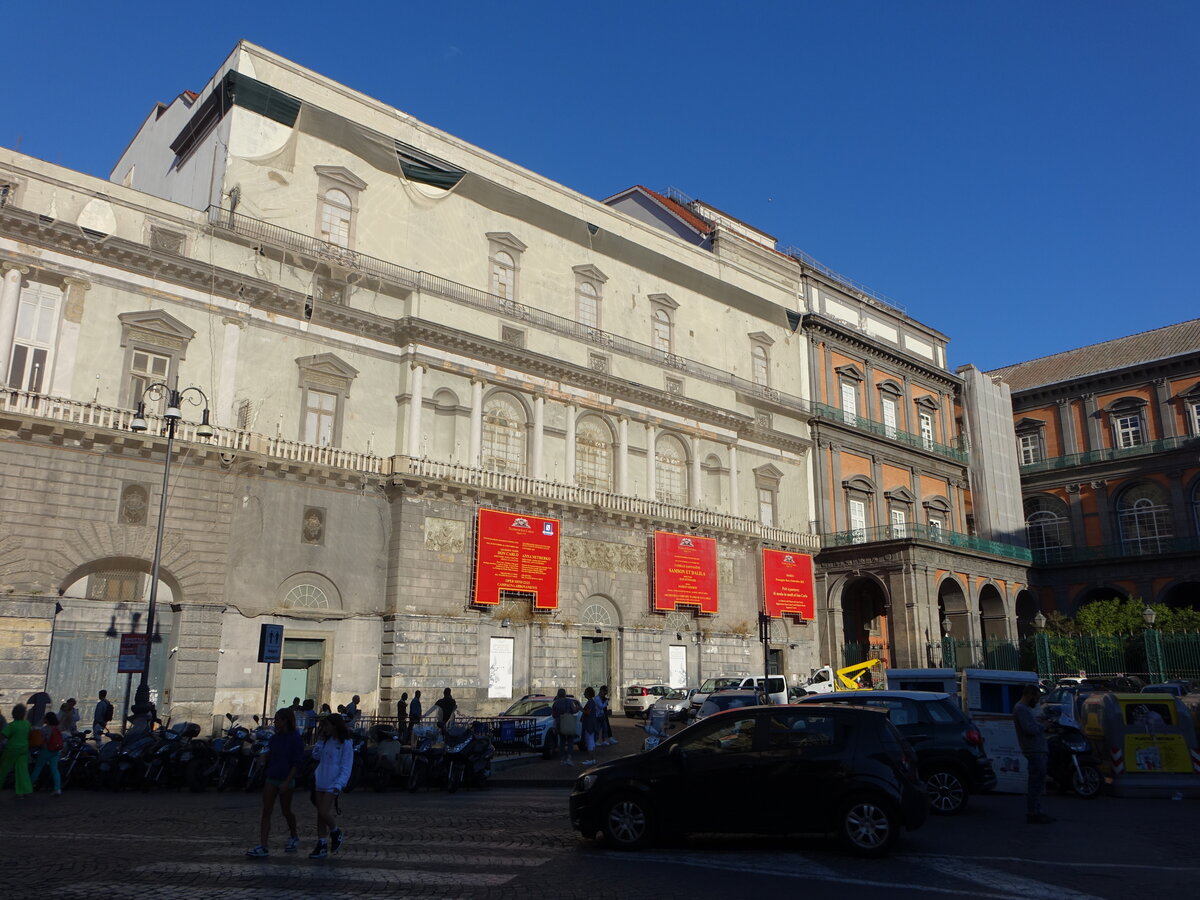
[407, 724, 444, 792]
[444, 721, 493, 791]
[1046, 720, 1102, 798]
[142, 722, 201, 790]
[213, 714, 253, 791]
[243, 717, 275, 791]
[59, 729, 100, 789]
[366, 724, 408, 792]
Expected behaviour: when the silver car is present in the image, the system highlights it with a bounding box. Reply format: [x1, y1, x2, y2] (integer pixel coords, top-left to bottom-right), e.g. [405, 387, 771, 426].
[650, 688, 692, 722]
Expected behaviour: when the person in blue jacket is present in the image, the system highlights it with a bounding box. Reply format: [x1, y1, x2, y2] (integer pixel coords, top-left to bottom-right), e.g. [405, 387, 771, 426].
[309, 712, 355, 859]
[245, 708, 306, 857]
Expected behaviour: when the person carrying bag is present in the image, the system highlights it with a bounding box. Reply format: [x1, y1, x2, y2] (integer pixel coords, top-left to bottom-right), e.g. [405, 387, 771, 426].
[551, 689, 581, 767]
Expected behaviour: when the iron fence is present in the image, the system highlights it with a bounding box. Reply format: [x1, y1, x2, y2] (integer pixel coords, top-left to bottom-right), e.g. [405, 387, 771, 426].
[350, 714, 538, 755]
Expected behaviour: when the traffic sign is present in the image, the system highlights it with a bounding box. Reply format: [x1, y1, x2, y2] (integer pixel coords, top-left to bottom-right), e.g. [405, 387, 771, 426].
[117, 633, 148, 673]
[258, 623, 284, 664]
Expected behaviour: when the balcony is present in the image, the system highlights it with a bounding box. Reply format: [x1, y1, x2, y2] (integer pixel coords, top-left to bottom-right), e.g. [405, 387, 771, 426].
[1, 387, 820, 550]
[1031, 535, 1200, 566]
[206, 207, 809, 418]
[821, 523, 1031, 562]
[1020, 435, 1200, 474]
[811, 402, 969, 463]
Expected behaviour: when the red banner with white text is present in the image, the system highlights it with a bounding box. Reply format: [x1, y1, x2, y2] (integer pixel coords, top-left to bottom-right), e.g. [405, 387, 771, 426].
[762, 549, 815, 619]
[473, 508, 560, 610]
[653, 531, 719, 614]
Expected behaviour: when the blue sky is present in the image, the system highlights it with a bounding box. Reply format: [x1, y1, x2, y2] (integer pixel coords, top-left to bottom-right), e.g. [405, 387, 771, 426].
[3, 2, 1197, 371]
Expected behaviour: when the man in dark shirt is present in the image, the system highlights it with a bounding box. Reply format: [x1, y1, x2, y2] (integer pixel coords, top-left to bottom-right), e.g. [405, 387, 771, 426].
[1014, 684, 1053, 825]
[434, 688, 457, 732]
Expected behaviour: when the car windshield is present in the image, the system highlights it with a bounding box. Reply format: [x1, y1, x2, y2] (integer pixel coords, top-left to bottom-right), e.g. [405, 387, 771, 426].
[700, 694, 760, 716]
[501, 699, 552, 717]
[699, 677, 742, 693]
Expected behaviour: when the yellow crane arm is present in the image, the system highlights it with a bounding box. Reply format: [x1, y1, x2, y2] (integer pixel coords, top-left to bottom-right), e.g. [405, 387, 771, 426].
[835, 659, 881, 690]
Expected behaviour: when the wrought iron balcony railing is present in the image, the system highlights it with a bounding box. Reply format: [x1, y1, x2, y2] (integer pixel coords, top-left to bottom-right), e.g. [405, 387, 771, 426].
[821, 522, 1031, 562]
[811, 402, 969, 463]
[1031, 534, 1200, 565]
[1020, 435, 1200, 473]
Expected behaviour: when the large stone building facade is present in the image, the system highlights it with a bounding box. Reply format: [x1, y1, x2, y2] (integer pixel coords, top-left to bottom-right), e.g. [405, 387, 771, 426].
[0, 42, 1027, 725]
[988, 320, 1200, 625]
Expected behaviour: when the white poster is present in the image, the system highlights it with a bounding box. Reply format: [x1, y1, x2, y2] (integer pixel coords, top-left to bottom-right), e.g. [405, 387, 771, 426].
[668, 645, 688, 688]
[488, 637, 514, 699]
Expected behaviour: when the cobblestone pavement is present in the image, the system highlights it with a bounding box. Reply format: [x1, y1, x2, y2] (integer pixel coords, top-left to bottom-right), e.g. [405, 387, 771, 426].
[3, 749, 1198, 900]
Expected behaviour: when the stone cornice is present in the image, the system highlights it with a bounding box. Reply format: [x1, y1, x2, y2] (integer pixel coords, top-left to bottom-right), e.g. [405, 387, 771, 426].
[803, 312, 960, 389]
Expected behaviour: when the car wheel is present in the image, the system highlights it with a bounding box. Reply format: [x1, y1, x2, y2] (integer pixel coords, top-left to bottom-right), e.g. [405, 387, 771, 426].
[836, 796, 899, 857]
[924, 769, 968, 815]
[601, 793, 655, 849]
[1071, 764, 1101, 799]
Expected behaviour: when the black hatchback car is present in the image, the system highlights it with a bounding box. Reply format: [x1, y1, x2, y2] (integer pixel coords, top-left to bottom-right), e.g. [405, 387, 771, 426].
[800, 690, 996, 815]
[570, 703, 927, 856]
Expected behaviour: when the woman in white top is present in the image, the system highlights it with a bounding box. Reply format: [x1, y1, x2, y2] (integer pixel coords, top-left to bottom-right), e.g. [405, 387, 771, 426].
[309, 713, 355, 858]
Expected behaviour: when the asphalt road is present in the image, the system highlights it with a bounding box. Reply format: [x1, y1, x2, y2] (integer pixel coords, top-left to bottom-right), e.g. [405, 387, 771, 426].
[1, 780, 1195, 900]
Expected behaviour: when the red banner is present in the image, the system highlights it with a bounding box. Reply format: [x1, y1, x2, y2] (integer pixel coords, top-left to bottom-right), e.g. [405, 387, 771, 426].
[117, 633, 149, 673]
[653, 531, 719, 614]
[762, 549, 815, 619]
[473, 508, 560, 610]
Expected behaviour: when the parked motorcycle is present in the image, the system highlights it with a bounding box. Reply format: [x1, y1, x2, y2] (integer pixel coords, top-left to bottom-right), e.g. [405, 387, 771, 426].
[407, 724, 444, 792]
[444, 721, 493, 791]
[214, 714, 253, 792]
[243, 717, 275, 791]
[59, 729, 100, 789]
[365, 724, 409, 792]
[1046, 721, 1102, 798]
[142, 722, 201, 790]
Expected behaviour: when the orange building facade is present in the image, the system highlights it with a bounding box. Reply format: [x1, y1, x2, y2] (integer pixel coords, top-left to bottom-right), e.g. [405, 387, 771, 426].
[989, 319, 1200, 626]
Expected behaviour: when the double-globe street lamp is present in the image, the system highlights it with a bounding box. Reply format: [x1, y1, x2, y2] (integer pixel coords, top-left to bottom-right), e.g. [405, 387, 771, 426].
[129, 381, 213, 717]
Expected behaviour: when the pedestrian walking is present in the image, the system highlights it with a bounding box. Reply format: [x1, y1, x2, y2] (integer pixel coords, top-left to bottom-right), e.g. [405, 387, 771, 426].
[597, 686, 616, 746]
[309, 712, 354, 859]
[1015, 684, 1054, 825]
[581, 686, 598, 765]
[409, 690, 422, 727]
[92, 690, 114, 739]
[245, 708, 306, 858]
[58, 698, 80, 735]
[396, 692, 408, 742]
[0, 704, 34, 799]
[301, 699, 317, 743]
[551, 689, 581, 767]
[434, 688, 457, 733]
[30, 711, 64, 795]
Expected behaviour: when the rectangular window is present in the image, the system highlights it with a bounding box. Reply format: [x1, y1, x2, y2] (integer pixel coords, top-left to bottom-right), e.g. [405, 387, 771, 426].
[129, 350, 171, 410]
[849, 499, 866, 543]
[1018, 433, 1042, 465]
[890, 507, 907, 538]
[1191, 400, 1200, 436]
[1115, 414, 1143, 448]
[303, 389, 337, 446]
[841, 383, 857, 426]
[928, 517, 944, 537]
[8, 284, 61, 392]
[758, 487, 776, 528]
[919, 412, 934, 449]
[881, 396, 897, 438]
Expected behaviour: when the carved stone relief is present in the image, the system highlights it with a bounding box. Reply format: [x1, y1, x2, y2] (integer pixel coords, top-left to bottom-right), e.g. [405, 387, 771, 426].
[561, 537, 646, 573]
[118, 483, 150, 526]
[301, 507, 326, 545]
[424, 517, 466, 553]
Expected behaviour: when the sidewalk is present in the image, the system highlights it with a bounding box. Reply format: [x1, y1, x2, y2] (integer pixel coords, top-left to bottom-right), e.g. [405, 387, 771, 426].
[491, 715, 667, 786]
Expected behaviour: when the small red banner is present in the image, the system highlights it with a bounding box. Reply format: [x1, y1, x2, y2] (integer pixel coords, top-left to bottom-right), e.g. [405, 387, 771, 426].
[762, 549, 815, 619]
[117, 633, 149, 673]
[653, 531, 719, 614]
[473, 508, 561, 610]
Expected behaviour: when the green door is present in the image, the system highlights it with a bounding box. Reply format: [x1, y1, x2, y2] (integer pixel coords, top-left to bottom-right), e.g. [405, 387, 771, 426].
[581, 637, 610, 692]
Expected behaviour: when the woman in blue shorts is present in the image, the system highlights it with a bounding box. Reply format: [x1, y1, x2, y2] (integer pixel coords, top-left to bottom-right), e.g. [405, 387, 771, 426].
[245, 708, 306, 857]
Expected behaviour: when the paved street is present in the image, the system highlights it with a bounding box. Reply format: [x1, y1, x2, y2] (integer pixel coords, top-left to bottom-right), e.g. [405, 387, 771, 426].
[2, 763, 1196, 900]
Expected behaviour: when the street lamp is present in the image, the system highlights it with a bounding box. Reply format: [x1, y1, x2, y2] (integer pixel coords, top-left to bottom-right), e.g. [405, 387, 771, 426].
[1141, 604, 1165, 683]
[1032, 609, 1050, 678]
[940, 614, 956, 671]
[1141, 605, 1156, 629]
[129, 381, 213, 717]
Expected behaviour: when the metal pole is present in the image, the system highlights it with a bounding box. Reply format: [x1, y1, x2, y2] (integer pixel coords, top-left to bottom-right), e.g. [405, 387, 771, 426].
[262, 662, 272, 723]
[135, 413, 175, 712]
[760, 613, 772, 704]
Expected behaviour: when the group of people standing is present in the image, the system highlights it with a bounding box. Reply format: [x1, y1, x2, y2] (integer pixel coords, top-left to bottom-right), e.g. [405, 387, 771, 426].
[395, 688, 458, 740]
[0, 691, 115, 799]
[551, 685, 616, 766]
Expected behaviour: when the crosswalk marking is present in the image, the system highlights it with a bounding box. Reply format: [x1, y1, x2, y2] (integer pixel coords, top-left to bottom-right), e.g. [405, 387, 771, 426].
[923, 857, 1104, 900]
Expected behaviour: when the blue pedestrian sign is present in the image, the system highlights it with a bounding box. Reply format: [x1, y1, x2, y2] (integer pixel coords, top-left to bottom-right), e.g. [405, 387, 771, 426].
[258, 624, 284, 664]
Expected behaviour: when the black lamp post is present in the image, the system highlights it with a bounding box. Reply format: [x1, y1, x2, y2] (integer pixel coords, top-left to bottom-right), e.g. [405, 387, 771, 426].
[1142, 604, 1165, 683]
[129, 381, 213, 715]
[1032, 610, 1050, 678]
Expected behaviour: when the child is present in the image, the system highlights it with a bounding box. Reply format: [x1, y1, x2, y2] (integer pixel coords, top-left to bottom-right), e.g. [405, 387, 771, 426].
[0, 704, 33, 799]
[246, 708, 306, 857]
[30, 711, 64, 795]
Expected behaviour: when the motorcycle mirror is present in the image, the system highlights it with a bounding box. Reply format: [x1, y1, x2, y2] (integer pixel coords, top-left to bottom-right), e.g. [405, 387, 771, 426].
[253, 715, 259, 723]
[225, 713, 233, 721]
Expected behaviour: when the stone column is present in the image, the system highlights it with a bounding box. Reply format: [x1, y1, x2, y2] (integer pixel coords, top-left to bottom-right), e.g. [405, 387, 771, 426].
[469, 378, 484, 467]
[1082, 394, 1101, 451]
[1092, 480, 1113, 546]
[49, 277, 89, 396]
[689, 435, 702, 507]
[0, 264, 29, 382]
[564, 403, 577, 486]
[1056, 398, 1076, 456]
[531, 395, 544, 479]
[728, 442, 740, 516]
[216, 317, 244, 427]
[1154, 378, 1175, 439]
[616, 416, 629, 494]
[406, 363, 425, 458]
[645, 423, 658, 500]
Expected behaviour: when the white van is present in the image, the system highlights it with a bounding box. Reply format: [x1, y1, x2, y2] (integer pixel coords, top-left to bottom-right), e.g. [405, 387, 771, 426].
[688, 674, 788, 715]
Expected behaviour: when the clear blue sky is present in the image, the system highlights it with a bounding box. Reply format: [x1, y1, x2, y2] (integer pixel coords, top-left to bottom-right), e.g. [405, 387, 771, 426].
[3, 2, 1197, 371]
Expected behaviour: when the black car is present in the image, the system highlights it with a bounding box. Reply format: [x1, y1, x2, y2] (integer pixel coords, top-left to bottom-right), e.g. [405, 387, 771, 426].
[570, 703, 927, 857]
[800, 690, 995, 815]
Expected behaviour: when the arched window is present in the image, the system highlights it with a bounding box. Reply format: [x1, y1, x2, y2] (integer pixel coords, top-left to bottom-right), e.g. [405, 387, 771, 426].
[655, 433, 688, 504]
[752, 344, 769, 386]
[576, 416, 613, 491]
[491, 250, 516, 300]
[1024, 495, 1072, 559]
[1117, 482, 1172, 555]
[481, 393, 526, 474]
[577, 281, 600, 329]
[652, 307, 673, 353]
[432, 389, 459, 460]
[319, 189, 353, 248]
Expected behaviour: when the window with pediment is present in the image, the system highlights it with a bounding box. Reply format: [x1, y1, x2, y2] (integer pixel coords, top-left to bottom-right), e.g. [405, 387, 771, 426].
[576, 415, 614, 491]
[296, 353, 359, 448]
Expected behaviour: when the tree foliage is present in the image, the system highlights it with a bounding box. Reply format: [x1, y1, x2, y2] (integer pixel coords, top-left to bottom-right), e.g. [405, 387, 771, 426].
[1063, 596, 1200, 634]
